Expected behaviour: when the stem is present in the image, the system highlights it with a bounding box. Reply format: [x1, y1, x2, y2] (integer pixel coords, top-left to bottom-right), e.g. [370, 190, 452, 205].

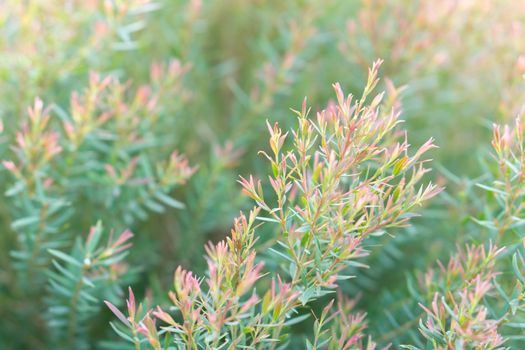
[130, 326, 142, 350]
[377, 314, 422, 343]
[26, 203, 49, 286]
[268, 323, 286, 350]
[67, 264, 87, 348]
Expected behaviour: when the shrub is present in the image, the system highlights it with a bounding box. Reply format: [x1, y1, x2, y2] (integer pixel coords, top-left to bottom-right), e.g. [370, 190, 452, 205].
[105, 62, 441, 349]
[1, 1, 525, 349]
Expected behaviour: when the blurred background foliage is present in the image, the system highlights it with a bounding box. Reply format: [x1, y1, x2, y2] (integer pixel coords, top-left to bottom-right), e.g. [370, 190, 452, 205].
[0, 0, 524, 348]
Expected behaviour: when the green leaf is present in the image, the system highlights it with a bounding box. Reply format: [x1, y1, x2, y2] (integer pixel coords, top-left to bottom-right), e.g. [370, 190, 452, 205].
[284, 313, 310, 326]
[109, 322, 134, 342]
[11, 216, 39, 230]
[268, 248, 294, 263]
[155, 192, 185, 209]
[513, 253, 525, 281]
[475, 183, 507, 196]
[144, 199, 165, 213]
[48, 249, 82, 267]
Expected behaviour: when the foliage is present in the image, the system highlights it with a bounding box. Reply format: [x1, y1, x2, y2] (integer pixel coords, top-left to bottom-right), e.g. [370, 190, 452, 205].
[1, 1, 525, 349]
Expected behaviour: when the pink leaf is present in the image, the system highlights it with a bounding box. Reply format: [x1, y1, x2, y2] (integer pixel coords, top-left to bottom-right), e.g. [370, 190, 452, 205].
[104, 300, 130, 327]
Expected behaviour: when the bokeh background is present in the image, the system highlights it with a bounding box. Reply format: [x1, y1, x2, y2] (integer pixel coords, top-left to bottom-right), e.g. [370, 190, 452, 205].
[1, 0, 524, 348]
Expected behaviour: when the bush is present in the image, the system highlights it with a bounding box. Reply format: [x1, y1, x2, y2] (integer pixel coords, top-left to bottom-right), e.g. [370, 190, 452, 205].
[1, 1, 524, 349]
